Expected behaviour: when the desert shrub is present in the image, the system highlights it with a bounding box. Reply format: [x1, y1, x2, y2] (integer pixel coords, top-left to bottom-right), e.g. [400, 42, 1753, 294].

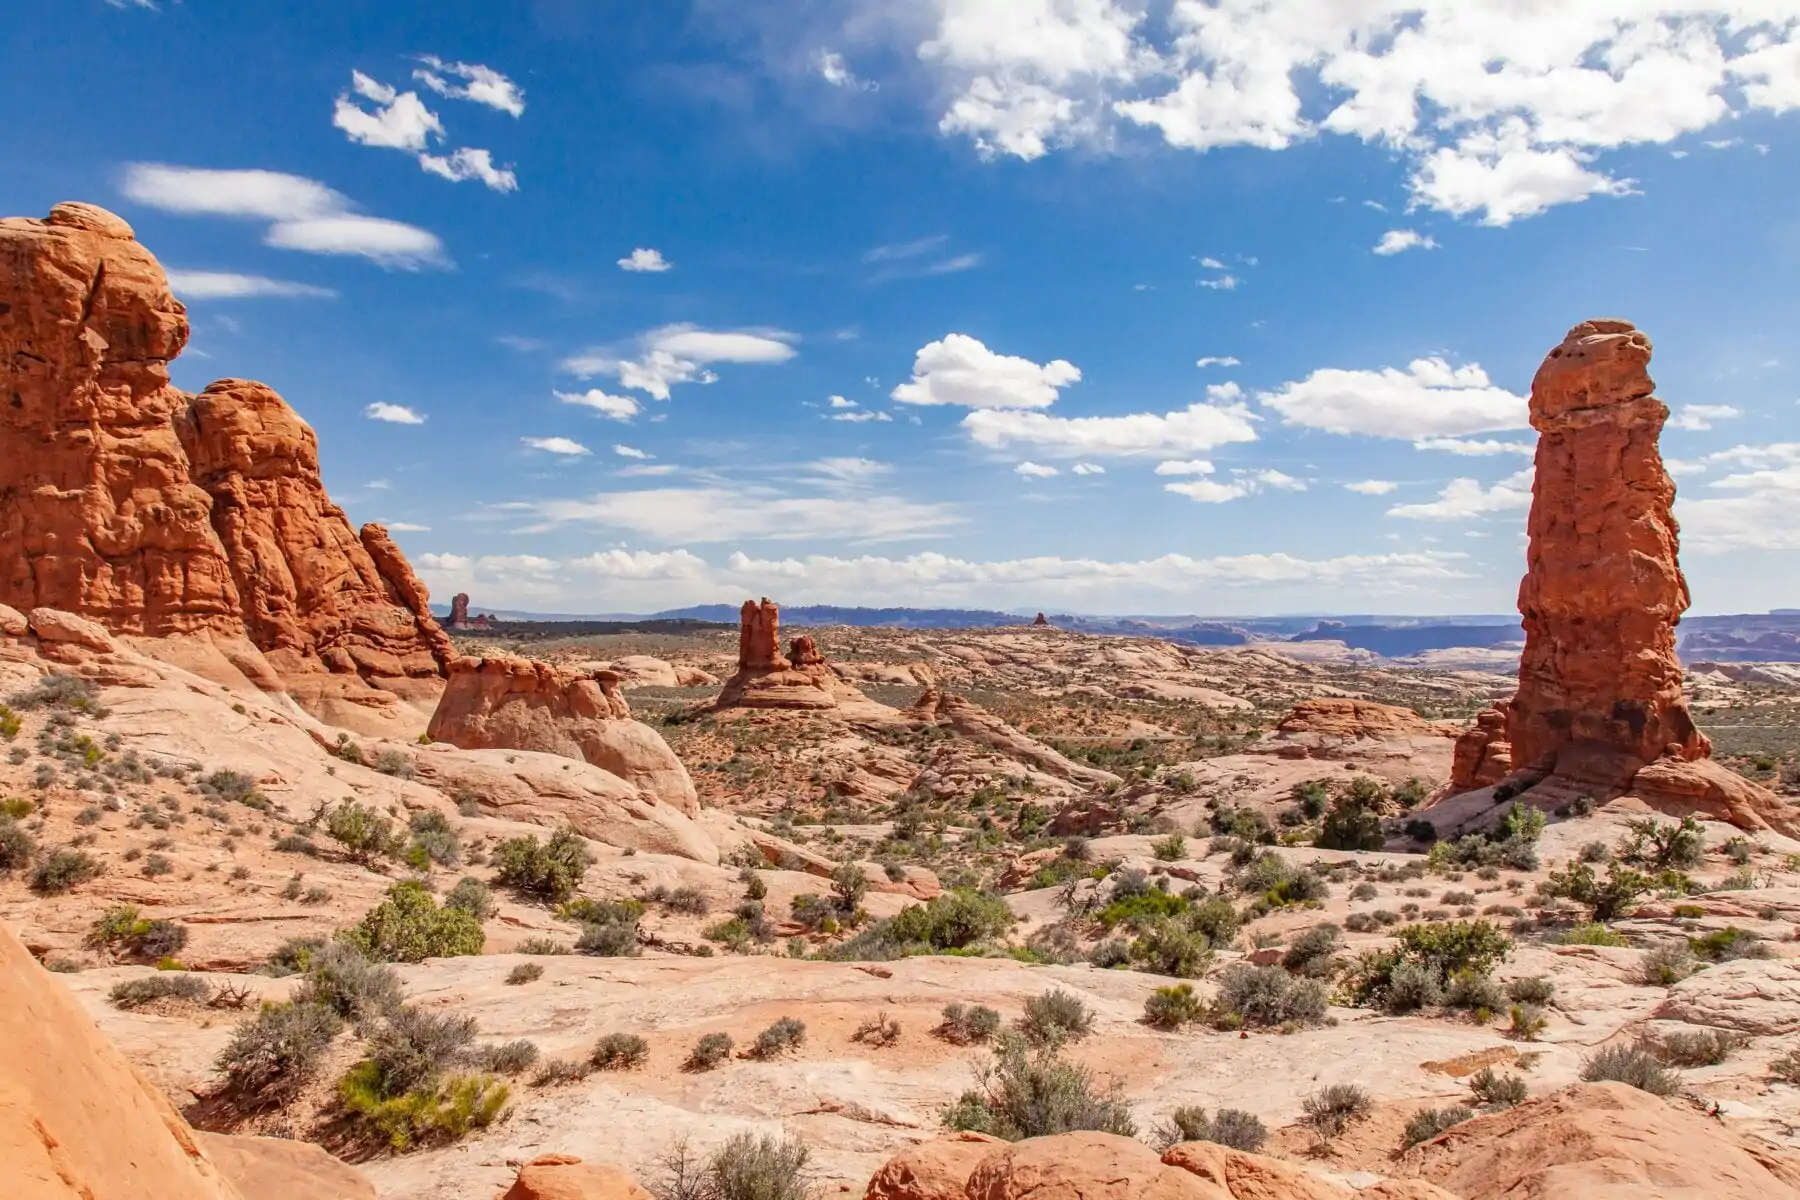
[87, 905, 188, 961]
[473, 1040, 539, 1074]
[943, 1033, 1135, 1141]
[1506, 976, 1555, 1005]
[1281, 924, 1342, 979]
[659, 885, 711, 916]
[685, 1032, 734, 1071]
[1129, 920, 1213, 979]
[1581, 1045, 1679, 1095]
[827, 889, 1015, 960]
[655, 1132, 817, 1200]
[1152, 1106, 1267, 1153]
[1344, 911, 1378, 933]
[1560, 923, 1631, 947]
[492, 828, 592, 903]
[1381, 961, 1444, 1013]
[1213, 963, 1329, 1029]
[0, 817, 35, 872]
[141, 852, 174, 877]
[1151, 834, 1188, 861]
[10, 673, 104, 713]
[1186, 895, 1241, 944]
[790, 893, 833, 932]
[1542, 862, 1650, 921]
[854, 1011, 903, 1046]
[367, 1007, 479, 1097]
[1097, 888, 1187, 931]
[1507, 1002, 1548, 1040]
[505, 962, 544, 985]
[515, 936, 570, 956]
[939, 1002, 1002, 1045]
[216, 1000, 343, 1096]
[1351, 881, 1379, 901]
[367, 748, 416, 779]
[1639, 942, 1696, 986]
[292, 941, 404, 1020]
[529, 1059, 592, 1087]
[1144, 983, 1205, 1029]
[343, 881, 484, 964]
[1087, 938, 1131, 968]
[743, 872, 769, 901]
[1617, 815, 1706, 872]
[1403, 1105, 1474, 1147]
[325, 801, 401, 862]
[1021, 989, 1094, 1046]
[830, 861, 869, 912]
[1468, 1067, 1528, 1108]
[1443, 970, 1506, 1016]
[444, 877, 495, 921]
[109, 972, 210, 1009]
[592, 1032, 650, 1070]
[1689, 926, 1772, 963]
[1315, 790, 1386, 851]
[339, 1062, 507, 1150]
[1396, 920, 1511, 976]
[1644, 1028, 1736, 1066]
[1300, 1083, 1372, 1143]
[575, 918, 642, 957]
[753, 1017, 807, 1059]
[1771, 1049, 1800, 1085]
[406, 810, 461, 867]
[30, 847, 102, 894]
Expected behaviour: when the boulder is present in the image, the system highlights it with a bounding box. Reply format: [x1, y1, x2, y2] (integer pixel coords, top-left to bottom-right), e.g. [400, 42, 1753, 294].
[197, 1133, 376, 1200]
[865, 1132, 1005, 1199]
[498, 1155, 653, 1199]
[1402, 1081, 1800, 1197]
[962, 1132, 1213, 1199]
[427, 654, 698, 814]
[1652, 958, 1800, 1036]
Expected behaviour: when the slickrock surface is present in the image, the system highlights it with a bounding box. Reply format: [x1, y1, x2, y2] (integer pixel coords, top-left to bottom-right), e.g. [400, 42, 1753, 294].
[0, 204, 450, 733]
[426, 654, 699, 814]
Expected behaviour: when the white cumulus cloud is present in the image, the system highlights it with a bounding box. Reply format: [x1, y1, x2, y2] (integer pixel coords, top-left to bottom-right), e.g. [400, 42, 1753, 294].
[332, 70, 517, 192]
[522, 436, 591, 456]
[1345, 479, 1398, 495]
[966, 400, 1257, 460]
[364, 402, 425, 425]
[1016, 461, 1061, 478]
[1195, 355, 1241, 368]
[1072, 462, 1106, 475]
[1413, 436, 1536, 456]
[561, 325, 799, 400]
[1374, 229, 1439, 255]
[413, 56, 526, 116]
[891, 334, 1081, 410]
[619, 248, 672, 273]
[1387, 469, 1535, 520]
[1668, 403, 1743, 431]
[556, 389, 642, 422]
[613, 445, 652, 460]
[1261, 358, 1527, 439]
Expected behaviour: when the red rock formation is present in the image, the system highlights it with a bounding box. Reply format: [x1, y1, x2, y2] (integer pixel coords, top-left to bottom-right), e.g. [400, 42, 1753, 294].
[0, 203, 241, 636]
[447, 592, 471, 629]
[714, 599, 893, 718]
[1032, 612, 1049, 627]
[1508, 319, 1707, 778]
[427, 655, 698, 814]
[789, 634, 826, 667]
[0, 204, 451, 731]
[499, 1155, 652, 1199]
[739, 597, 787, 670]
[1444, 321, 1796, 835]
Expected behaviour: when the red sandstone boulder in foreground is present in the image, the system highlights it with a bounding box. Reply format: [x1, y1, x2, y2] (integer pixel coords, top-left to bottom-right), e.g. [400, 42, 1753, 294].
[865, 1130, 1453, 1199]
[497, 1154, 653, 1199]
[428, 654, 699, 813]
[0, 920, 373, 1200]
[0, 203, 451, 734]
[1402, 1081, 1800, 1198]
[1447, 320, 1796, 834]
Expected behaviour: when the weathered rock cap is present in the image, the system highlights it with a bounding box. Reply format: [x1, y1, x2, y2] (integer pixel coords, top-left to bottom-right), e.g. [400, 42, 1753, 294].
[1531, 318, 1655, 420]
[46, 200, 136, 237]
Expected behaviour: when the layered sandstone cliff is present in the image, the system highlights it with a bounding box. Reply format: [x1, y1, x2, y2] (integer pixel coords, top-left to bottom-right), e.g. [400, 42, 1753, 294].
[1448, 320, 1793, 833]
[0, 203, 449, 732]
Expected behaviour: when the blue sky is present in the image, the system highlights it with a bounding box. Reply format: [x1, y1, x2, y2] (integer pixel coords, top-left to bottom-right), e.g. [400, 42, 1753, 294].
[9, 2, 1800, 616]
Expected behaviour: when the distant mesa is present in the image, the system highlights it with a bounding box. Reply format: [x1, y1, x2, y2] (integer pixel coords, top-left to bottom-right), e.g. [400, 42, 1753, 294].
[1444, 319, 1795, 836]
